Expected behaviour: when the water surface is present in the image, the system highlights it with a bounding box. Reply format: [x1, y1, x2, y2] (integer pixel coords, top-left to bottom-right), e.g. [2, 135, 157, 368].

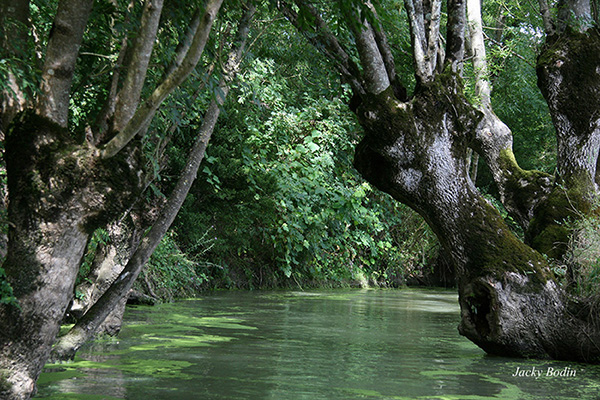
[36, 289, 600, 399]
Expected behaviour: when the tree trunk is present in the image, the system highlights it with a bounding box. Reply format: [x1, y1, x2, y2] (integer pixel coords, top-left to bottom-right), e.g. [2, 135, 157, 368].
[354, 72, 600, 362]
[49, 3, 256, 362]
[0, 112, 140, 399]
[530, 28, 600, 259]
[68, 213, 147, 337]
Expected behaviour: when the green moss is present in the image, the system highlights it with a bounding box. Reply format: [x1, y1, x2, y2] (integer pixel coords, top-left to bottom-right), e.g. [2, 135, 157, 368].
[464, 197, 551, 286]
[527, 172, 597, 260]
[0, 369, 11, 393]
[497, 148, 554, 227]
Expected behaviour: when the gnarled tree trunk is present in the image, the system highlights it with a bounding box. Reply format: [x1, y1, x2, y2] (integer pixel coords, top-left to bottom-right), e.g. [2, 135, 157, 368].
[354, 70, 600, 362]
[0, 0, 225, 398]
[0, 112, 140, 399]
[283, 0, 600, 363]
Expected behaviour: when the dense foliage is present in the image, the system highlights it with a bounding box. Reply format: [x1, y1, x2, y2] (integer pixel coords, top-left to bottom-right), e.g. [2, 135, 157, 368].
[1, 0, 597, 305]
[172, 36, 439, 289]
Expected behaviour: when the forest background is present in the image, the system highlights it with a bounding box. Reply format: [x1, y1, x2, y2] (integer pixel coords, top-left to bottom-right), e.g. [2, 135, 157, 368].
[0, 0, 582, 301]
[4, 0, 600, 397]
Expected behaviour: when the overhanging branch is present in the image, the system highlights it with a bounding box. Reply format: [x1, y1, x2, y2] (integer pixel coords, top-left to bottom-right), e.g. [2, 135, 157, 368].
[100, 0, 224, 159]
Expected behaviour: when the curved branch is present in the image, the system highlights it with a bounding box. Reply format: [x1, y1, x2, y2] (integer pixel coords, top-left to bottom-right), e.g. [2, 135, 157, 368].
[112, 0, 165, 133]
[36, 0, 94, 127]
[100, 0, 224, 159]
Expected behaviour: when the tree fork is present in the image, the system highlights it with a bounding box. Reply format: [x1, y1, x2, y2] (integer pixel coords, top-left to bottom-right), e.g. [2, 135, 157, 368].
[354, 71, 600, 363]
[50, 3, 256, 362]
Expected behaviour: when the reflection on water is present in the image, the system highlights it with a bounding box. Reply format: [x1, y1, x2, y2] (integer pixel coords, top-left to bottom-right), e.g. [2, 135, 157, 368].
[36, 289, 600, 399]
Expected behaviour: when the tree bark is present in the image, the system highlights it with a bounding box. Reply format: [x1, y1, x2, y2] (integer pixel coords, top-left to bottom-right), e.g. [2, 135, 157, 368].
[49, 4, 256, 361]
[0, 112, 141, 400]
[531, 28, 600, 259]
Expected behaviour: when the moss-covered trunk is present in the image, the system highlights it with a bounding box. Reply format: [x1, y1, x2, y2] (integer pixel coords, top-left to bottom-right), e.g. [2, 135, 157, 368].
[530, 28, 600, 259]
[0, 112, 139, 399]
[353, 72, 600, 362]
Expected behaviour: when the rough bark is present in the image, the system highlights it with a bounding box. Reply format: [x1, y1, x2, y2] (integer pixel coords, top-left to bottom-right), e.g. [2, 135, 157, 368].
[446, 0, 466, 67]
[49, 4, 256, 361]
[531, 28, 600, 259]
[0, 112, 141, 400]
[354, 72, 600, 363]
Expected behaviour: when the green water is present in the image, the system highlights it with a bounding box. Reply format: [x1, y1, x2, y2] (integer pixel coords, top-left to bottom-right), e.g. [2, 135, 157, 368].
[36, 289, 600, 399]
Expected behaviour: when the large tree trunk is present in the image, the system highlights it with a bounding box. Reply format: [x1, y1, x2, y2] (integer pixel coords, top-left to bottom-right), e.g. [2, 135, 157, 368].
[0, 0, 226, 397]
[0, 113, 140, 399]
[353, 72, 600, 362]
[530, 28, 600, 259]
[49, 3, 254, 362]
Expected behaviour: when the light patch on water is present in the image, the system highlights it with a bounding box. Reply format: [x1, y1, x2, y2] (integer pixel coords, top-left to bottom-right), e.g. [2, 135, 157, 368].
[37, 289, 600, 400]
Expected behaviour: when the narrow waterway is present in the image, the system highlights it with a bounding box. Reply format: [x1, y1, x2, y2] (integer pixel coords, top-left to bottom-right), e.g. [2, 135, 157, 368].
[36, 289, 600, 399]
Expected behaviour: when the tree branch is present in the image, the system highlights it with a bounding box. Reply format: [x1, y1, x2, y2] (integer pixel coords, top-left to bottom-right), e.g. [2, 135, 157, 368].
[342, 3, 390, 95]
[93, 34, 129, 144]
[365, 1, 405, 97]
[405, 0, 432, 81]
[446, 0, 467, 68]
[426, 0, 443, 73]
[466, 0, 491, 109]
[36, 0, 94, 127]
[112, 0, 165, 133]
[100, 0, 224, 159]
[163, 8, 202, 78]
[279, 0, 365, 95]
[51, 3, 256, 360]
